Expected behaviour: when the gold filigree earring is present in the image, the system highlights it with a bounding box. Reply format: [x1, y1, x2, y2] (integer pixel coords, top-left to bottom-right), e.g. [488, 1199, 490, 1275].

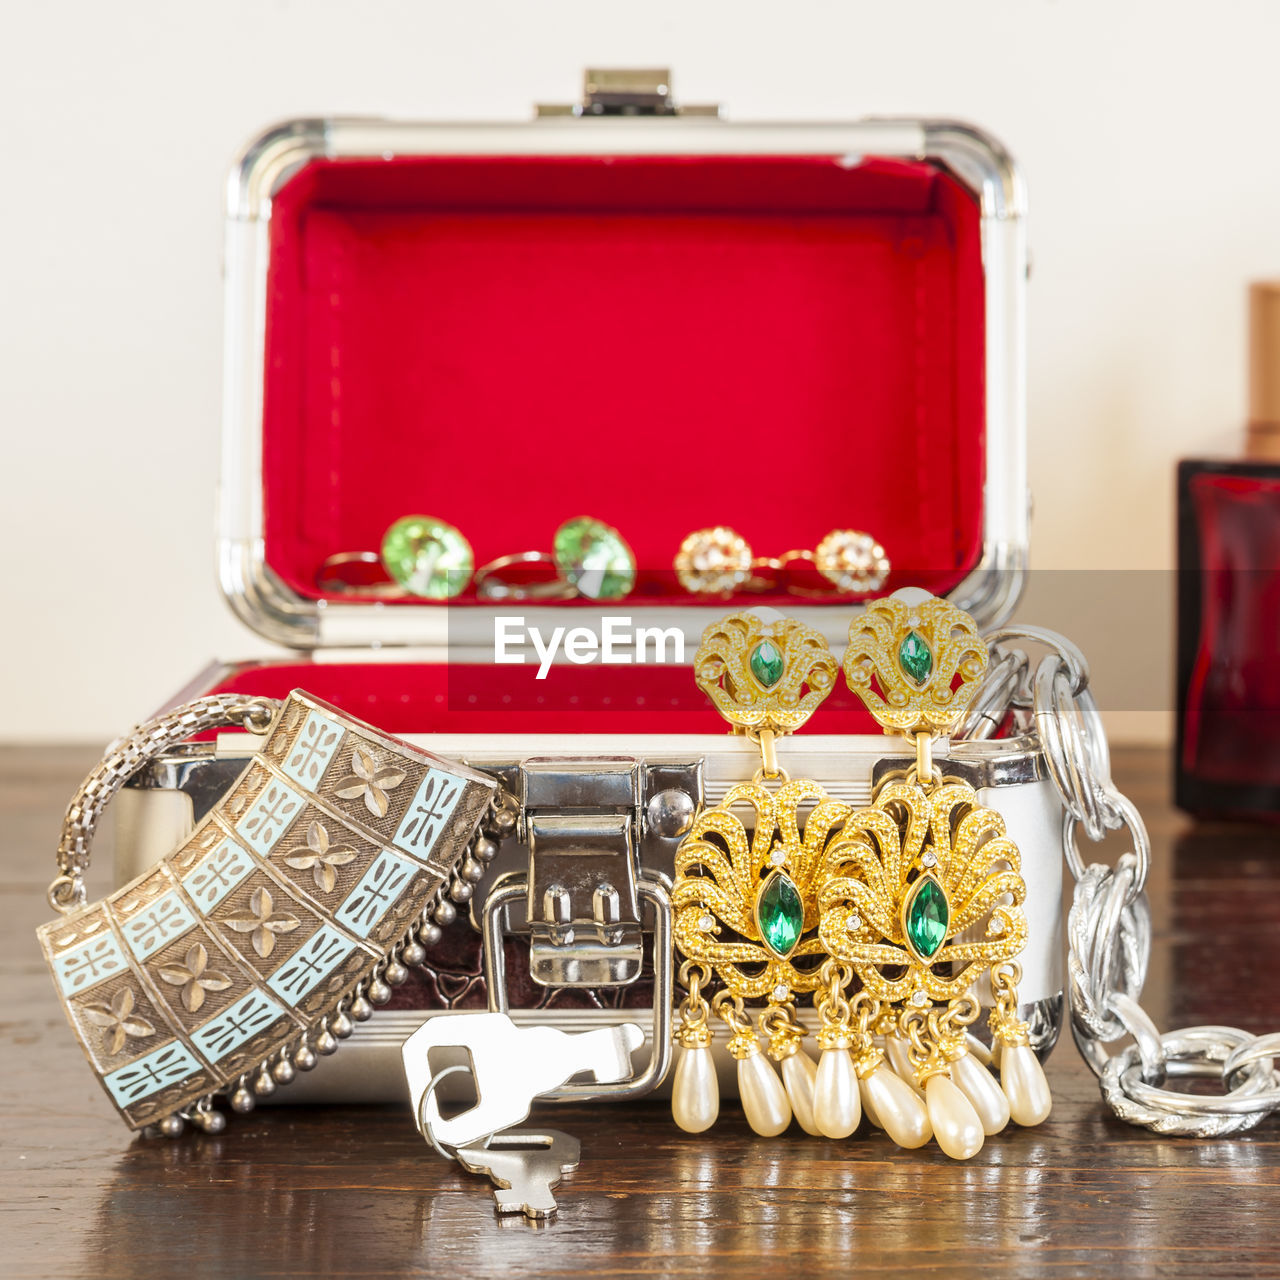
[669, 609, 854, 1137]
[815, 588, 1052, 1159]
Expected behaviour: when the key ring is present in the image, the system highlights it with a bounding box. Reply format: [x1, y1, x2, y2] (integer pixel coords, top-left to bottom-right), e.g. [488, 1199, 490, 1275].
[418, 1064, 488, 1161]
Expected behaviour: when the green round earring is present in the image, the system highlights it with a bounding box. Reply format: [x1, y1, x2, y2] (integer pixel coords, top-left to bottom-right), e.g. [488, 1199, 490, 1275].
[474, 515, 636, 602]
[318, 515, 474, 600]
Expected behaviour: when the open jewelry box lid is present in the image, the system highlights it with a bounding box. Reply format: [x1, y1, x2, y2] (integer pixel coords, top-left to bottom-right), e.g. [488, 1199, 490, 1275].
[220, 78, 1028, 657]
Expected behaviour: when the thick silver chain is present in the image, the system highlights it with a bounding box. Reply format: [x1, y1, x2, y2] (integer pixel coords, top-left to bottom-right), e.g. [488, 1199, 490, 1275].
[48, 693, 280, 913]
[959, 628, 1280, 1136]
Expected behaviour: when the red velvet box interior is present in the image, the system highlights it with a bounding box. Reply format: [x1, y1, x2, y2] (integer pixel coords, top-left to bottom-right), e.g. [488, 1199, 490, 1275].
[264, 154, 985, 601]
[208, 152, 987, 733]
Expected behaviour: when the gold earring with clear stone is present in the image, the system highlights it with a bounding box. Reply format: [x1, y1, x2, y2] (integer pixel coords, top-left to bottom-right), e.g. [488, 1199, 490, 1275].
[674, 526, 890, 598]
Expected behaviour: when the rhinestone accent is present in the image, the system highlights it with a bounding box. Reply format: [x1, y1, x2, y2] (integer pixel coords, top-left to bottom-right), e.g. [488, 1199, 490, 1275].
[921, 851, 938, 868]
[814, 529, 890, 594]
[674, 526, 753, 596]
[911, 990, 928, 1008]
[554, 516, 635, 601]
[845, 914, 862, 932]
[750, 640, 785, 689]
[756, 871, 804, 960]
[898, 630, 933, 685]
[904, 876, 949, 960]
[381, 516, 473, 599]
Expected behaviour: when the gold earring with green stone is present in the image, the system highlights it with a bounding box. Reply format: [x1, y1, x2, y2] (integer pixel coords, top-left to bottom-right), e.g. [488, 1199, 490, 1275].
[811, 588, 1050, 1161]
[670, 608, 854, 1138]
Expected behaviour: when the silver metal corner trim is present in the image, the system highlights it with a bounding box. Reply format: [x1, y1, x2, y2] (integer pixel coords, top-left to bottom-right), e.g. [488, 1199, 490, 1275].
[950, 540, 1028, 630]
[920, 120, 1026, 221]
[217, 537, 321, 647]
[226, 118, 330, 222]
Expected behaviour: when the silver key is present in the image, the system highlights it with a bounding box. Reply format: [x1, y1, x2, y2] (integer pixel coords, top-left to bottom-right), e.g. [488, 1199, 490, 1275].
[403, 1011, 643, 1150]
[455, 1128, 581, 1221]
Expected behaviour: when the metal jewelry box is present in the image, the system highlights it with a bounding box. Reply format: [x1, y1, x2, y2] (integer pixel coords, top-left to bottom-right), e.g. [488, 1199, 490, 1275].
[120, 71, 1048, 1100]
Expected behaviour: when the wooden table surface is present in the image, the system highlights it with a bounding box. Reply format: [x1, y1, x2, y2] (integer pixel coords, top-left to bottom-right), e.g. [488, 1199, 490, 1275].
[4, 745, 1279, 1280]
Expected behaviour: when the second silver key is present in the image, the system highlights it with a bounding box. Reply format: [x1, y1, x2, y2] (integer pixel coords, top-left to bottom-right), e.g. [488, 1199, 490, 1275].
[455, 1128, 581, 1221]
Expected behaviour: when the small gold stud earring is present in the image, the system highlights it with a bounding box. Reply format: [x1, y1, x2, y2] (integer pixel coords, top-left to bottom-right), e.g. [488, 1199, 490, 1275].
[674, 527, 889, 598]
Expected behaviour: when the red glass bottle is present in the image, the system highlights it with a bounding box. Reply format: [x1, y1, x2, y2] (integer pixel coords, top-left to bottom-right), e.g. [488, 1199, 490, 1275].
[1177, 283, 1280, 818]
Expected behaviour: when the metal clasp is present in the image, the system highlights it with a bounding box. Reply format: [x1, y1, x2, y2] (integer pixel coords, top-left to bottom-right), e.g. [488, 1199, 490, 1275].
[523, 757, 642, 986]
[474, 754, 702, 1102]
[512, 757, 642, 987]
[536, 68, 721, 119]
[483, 755, 701, 990]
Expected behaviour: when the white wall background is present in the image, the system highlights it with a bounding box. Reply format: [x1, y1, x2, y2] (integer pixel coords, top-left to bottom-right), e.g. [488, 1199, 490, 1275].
[3, 0, 1275, 742]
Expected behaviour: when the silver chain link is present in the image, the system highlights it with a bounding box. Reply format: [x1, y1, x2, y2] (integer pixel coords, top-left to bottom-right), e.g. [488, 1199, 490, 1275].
[49, 693, 280, 913]
[964, 629, 1280, 1137]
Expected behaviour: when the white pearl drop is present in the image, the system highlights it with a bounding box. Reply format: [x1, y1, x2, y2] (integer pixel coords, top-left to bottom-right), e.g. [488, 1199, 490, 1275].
[951, 1051, 1011, 1135]
[738, 1050, 792, 1137]
[925, 1074, 985, 1160]
[861, 1076, 883, 1128]
[884, 1034, 925, 1097]
[861, 1063, 931, 1149]
[1001, 1043, 1053, 1126]
[671, 1045, 719, 1134]
[813, 1047, 862, 1139]
[781, 1049, 821, 1136]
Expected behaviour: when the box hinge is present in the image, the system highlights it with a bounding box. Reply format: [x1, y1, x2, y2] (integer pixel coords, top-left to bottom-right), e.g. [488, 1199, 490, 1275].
[536, 68, 721, 119]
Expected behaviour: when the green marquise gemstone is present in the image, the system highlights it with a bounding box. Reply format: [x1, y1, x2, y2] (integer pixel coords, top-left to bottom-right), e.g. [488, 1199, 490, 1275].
[381, 515, 473, 599]
[750, 639, 785, 688]
[898, 630, 933, 685]
[756, 870, 804, 960]
[554, 516, 636, 601]
[904, 875, 949, 961]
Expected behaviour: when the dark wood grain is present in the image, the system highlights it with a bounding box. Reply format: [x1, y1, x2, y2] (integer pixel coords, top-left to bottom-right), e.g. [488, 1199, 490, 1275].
[4, 747, 1280, 1280]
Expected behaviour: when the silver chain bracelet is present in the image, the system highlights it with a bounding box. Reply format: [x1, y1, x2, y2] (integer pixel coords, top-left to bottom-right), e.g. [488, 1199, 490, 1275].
[960, 627, 1280, 1136]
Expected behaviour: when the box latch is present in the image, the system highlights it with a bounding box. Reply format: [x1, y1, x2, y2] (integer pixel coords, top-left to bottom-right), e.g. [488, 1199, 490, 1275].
[475, 754, 701, 991]
[536, 68, 721, 118]
[521, 757, 644, 986]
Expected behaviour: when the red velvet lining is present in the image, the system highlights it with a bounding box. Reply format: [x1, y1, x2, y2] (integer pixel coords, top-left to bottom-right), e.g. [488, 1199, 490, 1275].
[262, 155, 986, 604]
[203, 661, 882, 737]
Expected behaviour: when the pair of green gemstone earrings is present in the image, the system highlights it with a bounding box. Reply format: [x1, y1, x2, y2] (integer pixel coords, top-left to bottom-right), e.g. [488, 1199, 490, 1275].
[669, 591, 1052, 1160]
[318, 514, 636, 603]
